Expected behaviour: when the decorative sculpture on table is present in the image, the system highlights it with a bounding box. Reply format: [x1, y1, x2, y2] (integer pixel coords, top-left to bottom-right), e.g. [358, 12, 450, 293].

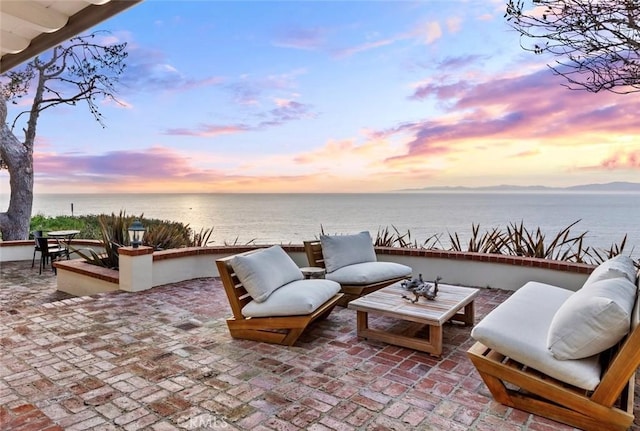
[401, 274, 442, 303]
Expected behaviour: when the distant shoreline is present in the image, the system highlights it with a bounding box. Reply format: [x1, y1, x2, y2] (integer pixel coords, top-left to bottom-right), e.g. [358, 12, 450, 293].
[2, 182, 637, 196]
[2, 190, 640, 197]
[396, 181, 640, 193]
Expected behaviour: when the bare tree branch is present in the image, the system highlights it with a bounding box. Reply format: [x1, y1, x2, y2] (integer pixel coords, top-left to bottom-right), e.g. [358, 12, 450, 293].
[506, 0, 640, 94]
[4, 32, 127, 131]
[0, 31, 128, 240]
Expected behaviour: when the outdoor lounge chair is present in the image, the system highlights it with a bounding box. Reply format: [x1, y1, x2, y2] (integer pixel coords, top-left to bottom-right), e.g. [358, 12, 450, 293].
[216, 245, 343, 346]
[304, 231, 412, 306]
[467, 255, 640, 431]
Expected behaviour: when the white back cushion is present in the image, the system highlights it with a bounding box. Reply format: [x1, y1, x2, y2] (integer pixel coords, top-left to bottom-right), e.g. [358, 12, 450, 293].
[231, 245, 303, 303]
[583, 255, 637, 287]
[320, 231, 377, 273]
[547, 277, 637, 360]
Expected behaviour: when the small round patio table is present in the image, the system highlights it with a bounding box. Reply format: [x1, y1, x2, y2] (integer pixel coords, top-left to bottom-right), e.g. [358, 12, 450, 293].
[300, 266, 326, 279]
[47, 230, 80, 259]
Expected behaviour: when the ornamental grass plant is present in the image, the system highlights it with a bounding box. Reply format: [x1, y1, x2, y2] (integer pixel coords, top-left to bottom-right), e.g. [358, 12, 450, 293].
[31, 215, 636, 268]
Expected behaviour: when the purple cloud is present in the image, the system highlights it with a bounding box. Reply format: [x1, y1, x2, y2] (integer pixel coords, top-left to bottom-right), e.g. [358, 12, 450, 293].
[259, 100, 315, 127]
[272, 27, 326, 50]
[410, 81, 470, 101]
[437, 54, 487, 70]
[119, 47, 224, 94]
[225, 71, 305, 106]
[35, 147, 197, 179]
[163, 99, 315, 136]
[385, 66, 640, 165]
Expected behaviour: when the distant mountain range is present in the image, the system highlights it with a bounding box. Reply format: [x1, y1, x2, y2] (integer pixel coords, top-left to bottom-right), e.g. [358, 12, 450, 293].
[398, 181, 640, 193]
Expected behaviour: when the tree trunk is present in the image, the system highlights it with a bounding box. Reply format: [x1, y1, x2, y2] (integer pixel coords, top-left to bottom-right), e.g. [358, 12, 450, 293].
[0, 37, 126, 241]
[0, 97, 33, 240]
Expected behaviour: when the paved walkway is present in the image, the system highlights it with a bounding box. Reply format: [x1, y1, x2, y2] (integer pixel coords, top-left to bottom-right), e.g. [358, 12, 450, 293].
[0, 261, 636, 430]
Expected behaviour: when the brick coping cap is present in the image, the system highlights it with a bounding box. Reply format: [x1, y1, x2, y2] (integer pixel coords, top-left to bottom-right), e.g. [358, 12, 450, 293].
[5, 241, 596, 275]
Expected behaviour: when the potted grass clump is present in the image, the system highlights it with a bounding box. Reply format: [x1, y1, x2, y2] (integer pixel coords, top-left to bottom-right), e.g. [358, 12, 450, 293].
[72, 211, 214, 269]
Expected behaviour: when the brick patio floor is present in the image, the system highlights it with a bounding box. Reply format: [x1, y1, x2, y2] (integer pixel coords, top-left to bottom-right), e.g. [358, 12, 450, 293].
[1, 260, 638, 431]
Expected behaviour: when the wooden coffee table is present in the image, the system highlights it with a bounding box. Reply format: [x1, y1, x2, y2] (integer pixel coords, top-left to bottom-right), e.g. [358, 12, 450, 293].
[348, 281, 479, 356]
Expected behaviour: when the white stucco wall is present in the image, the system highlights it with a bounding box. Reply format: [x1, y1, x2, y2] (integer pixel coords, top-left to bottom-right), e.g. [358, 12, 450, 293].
[0, 242, 105, 262]
[3, 239, 593, 296]
[57, 269, 119, 296]
[378, 255, 588, 292]
[152, 254, 219, 286]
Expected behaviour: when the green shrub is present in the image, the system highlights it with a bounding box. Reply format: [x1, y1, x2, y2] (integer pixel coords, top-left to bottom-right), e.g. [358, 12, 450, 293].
[30, 214, 117, 240]
[33, 213, 215, 269]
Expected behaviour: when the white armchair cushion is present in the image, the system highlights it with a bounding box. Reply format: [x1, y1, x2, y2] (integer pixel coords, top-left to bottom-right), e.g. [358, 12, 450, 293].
[231, 245, 303, 303]
[325, 261, 412, 285]
[242, 279, 341, 317]
[471, 281, 602, 391]
[547, 277, 637, 360]
[320, 231, 377, 273]
[583, 255, 637, 287]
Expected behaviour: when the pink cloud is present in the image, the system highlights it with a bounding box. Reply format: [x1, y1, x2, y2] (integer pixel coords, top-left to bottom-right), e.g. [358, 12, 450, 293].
[411, 69, 640, 140]
[446, 17, 462, 33]
[453, 71, 640, 138]
[597, 150, 640, 170]
[511, 149, 541, 158]
[333, 38, 396, 58]
[30, 145, 332, 193]
[379, 67, 640, 168]
[164, 124, 251, 137]
[333, 19, 444, 59]
[294, 139, 358, 164]
[411, 21, 442, 45]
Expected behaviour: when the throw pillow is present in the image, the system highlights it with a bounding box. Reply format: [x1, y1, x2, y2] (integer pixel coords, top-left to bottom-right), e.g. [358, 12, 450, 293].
[583, 255, 637, 288]
[547, 276, 637, 360]
[231, 245, 303, 303]
[320, 231, 377, 273]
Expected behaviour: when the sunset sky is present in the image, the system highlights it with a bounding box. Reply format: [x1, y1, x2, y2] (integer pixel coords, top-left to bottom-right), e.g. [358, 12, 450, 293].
[2, 0, 639, 194]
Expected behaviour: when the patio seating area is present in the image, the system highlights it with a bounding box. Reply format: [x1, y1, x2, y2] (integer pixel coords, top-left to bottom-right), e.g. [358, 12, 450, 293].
[1, 260, 639, 430]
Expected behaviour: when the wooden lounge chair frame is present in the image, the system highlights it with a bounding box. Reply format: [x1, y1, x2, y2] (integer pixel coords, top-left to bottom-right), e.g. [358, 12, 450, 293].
[467, 298, 640, 431]
[216, 251, 343, 346]
[304, 240, 408, 306]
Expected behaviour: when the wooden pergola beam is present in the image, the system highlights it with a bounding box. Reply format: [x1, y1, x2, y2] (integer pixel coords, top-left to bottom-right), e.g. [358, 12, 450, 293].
[1, 0, 142, 73]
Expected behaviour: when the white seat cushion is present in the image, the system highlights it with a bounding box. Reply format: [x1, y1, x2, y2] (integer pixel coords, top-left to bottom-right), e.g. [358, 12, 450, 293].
[242, 279, 341, 317]
[320, 231, 377, 273]
[325, 261, 412, 285]
[231, 245, 303, 303]
[471, 281, 602, 391]
[547, 277, 637, 360]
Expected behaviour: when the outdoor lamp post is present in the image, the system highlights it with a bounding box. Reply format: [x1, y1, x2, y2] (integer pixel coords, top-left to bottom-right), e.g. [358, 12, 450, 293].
[128, 220, 145, 248]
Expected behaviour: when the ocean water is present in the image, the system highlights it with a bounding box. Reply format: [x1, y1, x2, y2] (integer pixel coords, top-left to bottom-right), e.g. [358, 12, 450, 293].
[9, 192, 638, 258]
